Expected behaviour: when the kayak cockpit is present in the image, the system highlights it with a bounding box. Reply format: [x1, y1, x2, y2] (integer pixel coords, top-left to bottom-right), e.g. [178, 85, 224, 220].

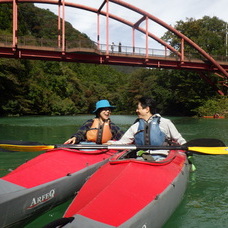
[110, 149, 185, 166]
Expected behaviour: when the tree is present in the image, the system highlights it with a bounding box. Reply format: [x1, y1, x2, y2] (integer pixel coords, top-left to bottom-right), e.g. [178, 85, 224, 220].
[162, 16, 227, 57]
[193, 97, 228, 117]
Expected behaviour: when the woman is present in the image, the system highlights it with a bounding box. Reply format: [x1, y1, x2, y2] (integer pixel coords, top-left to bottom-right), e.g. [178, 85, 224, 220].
[64, 100, 123, 144]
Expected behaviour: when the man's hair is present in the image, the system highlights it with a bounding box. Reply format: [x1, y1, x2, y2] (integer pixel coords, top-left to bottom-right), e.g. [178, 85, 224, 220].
[138, 97, 157, 114]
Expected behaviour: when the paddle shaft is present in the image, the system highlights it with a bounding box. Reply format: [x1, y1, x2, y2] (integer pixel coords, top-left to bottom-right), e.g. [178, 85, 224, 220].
[0, 143, 185, 152]
[0, 139, 227, 155]
[55, 144, 186, 151]
[55, 144, 228, 155]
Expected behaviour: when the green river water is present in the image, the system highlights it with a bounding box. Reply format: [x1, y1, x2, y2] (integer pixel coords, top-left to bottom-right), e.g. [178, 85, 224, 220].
[0, 115, 227, 228]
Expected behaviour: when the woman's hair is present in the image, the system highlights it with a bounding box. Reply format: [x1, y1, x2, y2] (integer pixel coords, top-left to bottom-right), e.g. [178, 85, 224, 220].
[138, 97, 157, 114]
[95, 109, 102, 118]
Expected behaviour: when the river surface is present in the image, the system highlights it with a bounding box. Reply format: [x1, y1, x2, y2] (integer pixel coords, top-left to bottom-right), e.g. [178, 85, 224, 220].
[0, 115, 227, 228]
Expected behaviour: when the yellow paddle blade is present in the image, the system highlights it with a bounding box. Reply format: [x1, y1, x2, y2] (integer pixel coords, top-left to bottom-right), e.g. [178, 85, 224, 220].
[0, 144, 55, 152]
[188, 147, 228, 155]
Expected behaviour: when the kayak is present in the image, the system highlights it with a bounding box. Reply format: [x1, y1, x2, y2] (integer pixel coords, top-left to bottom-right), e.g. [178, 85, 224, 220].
[203, 115, 225, 119]
[54, 149, 190, 228]
[0, 147, 117, 227]
[61, 150, 190, 228]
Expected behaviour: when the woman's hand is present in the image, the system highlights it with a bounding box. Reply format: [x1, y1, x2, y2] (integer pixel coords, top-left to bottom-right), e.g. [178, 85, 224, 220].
[64, 137, 76, 144]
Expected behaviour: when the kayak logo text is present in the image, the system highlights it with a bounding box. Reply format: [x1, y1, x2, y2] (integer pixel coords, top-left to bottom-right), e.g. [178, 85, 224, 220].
[27, 189, 55, 209]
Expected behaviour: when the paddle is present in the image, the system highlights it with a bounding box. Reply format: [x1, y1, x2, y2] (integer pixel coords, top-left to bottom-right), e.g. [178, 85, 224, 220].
[0, 139, 227, 155]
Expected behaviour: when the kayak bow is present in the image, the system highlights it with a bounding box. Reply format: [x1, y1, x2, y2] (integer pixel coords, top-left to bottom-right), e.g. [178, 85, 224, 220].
[0, 147, 117, 227]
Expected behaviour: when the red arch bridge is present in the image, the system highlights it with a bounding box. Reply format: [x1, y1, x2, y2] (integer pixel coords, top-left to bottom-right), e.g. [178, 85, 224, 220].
[0, 0, 228, 95]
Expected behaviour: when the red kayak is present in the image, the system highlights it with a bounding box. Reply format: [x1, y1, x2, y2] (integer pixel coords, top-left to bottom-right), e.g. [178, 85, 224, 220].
[55, 149, 190, 228]
[0, 147, 117, 227]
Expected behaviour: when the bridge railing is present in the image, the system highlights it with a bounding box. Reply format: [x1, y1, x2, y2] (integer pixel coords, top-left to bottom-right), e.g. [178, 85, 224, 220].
[0, 35, 13, 46]
[0, 35, 227, 63]
[97, 43, 173, 58]
[0, 35, 59, 49]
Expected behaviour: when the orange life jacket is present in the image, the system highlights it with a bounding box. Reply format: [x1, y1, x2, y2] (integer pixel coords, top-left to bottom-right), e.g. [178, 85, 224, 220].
[86, 118, 113, 144]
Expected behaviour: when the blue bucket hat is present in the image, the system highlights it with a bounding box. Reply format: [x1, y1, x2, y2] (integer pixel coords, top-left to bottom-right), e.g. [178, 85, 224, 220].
[93, 100, 116, 113]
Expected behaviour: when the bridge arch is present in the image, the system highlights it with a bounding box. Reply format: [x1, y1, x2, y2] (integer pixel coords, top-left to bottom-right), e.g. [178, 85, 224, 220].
[0, 0, 227, 95]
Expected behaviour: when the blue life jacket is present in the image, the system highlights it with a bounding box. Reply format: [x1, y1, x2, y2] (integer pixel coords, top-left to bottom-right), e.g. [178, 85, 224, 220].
[134, 116, 166, 146]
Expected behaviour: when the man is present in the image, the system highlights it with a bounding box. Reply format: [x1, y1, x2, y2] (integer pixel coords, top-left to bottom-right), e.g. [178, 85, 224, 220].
[109, 96, 186, 146]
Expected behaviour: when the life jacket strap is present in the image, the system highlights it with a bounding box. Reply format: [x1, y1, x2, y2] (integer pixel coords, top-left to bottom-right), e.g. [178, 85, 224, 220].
[96, 124, 104, 144]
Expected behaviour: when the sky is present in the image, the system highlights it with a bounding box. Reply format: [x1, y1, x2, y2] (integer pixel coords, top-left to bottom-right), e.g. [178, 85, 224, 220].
[35, 0, 228, 49]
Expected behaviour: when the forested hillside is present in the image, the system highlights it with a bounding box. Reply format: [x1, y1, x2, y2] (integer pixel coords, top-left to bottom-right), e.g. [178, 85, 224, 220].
[0, 3, 227, 116]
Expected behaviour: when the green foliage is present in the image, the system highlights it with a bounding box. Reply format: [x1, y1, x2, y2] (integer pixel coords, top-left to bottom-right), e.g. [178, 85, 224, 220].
[0, 4, 226, 117]
[0, 58, 128, 115]
[122, 68, 217, 116]
[192, 97, 228, 117]
[0, 4, 12, 32]
[162, 16, 227, 57]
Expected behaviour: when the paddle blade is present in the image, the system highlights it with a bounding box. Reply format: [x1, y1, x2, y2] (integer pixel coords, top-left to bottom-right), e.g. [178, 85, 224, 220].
[0, 144, 54, 152]
[0, 141, 54, 152]
[188, 147, 228, 155]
